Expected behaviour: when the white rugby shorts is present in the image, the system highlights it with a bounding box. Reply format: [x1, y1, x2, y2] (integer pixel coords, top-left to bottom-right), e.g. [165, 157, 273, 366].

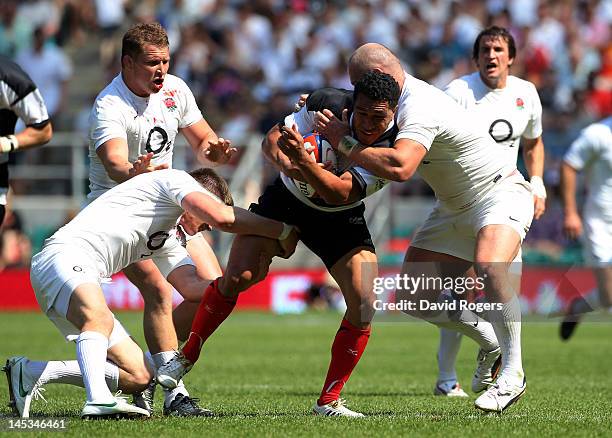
[583, 212, 612, 266]
[410, 173, 534, 262]
[30, 243, 105, 340]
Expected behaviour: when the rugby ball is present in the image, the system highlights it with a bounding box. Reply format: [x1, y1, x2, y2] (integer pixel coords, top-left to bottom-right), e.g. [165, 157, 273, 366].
[292, 132, 338, 198]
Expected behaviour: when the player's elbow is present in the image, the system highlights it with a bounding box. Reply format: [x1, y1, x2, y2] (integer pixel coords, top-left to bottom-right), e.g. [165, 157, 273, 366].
[39, 122, 53, 144]
[389, 165, 415, 182]
[209, 206, 236, 233]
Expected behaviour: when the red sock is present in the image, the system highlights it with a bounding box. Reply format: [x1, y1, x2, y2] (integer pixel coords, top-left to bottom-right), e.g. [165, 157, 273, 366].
[182, 278, 237, 363]
[317, 318, 371, 406]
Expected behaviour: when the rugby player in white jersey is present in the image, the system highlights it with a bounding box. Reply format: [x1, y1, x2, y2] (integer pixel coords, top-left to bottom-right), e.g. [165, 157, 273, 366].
[431, 26, 546, 398]
[315, 43, 531, 412]
[87, 23, 235, 416]
[155, 72, 400, 417]
[559, 116, 612, 340]
[3, 168, 294, 419]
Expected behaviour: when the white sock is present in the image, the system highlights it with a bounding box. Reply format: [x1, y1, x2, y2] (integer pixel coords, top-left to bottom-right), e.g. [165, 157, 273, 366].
[489, 296, 523, 383]
[76, 331, 114, 403]
[151, 351, 189, 407]
[437, 329, 462, 383]
[433, 292, 499, 352]
[27, 360, 119, 392]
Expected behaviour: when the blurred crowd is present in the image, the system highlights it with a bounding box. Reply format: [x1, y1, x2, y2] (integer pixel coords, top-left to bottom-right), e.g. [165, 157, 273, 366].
[1, 0, 611, 269]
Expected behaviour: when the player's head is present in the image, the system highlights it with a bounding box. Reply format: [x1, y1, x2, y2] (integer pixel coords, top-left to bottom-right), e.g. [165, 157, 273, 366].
[179, 169, 234, 235]
[351, 71, 400, 145]
[121, 22, 170, 97]
[473, 26, 516, 89]
[348, 43, 404, 87]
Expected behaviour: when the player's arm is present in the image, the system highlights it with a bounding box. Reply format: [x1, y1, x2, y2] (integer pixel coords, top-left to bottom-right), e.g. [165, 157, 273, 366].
[181, 118, 236, 167]
[97, 139, 168, 183]
[342, 136, 425, 182]
[181, 191, 293, 240]
[0, 87, 52, 154]
[262, 123, 307, 180]
[315, 108, 426, 181]
[560, 161, 582, 239]
[522, 135, 546, 219]
[0, 122, 52, 154]
[277, 123, 360, 204]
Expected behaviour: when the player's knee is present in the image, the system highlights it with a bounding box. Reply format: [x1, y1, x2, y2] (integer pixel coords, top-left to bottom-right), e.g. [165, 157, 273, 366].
[82, 307, 115, 333]
[134, 368, 154, 389]
[223, 264, 267, 294]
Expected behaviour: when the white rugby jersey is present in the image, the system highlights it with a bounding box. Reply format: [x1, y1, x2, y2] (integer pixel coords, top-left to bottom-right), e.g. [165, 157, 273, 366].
[283, 87, 394, 212]
[88, 73, 203, 200]
[445, 72, 543, 166]
[396, 73, 518, 210]
[45, 169, 219, 278]
[564, 117, 612, 219]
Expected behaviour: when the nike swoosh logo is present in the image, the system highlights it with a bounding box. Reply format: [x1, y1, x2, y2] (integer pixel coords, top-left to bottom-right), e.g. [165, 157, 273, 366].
[509, 216, 520, 222]
[18, 364, 27, 398]
[87, 402, 118, 407]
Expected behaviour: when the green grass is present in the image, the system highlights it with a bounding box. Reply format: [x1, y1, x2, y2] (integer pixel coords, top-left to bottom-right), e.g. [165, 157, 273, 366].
[1, 311, 611, 437]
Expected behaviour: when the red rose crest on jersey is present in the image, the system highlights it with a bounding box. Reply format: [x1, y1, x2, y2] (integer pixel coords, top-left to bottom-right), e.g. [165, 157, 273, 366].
[164, 97, 177, 112]
[516, 97, 524, 109]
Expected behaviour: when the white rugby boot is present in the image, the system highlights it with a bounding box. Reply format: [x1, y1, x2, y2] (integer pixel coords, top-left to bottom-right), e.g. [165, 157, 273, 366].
[312, 399, 365, 418]
[3, 356, 47, 418]
[474, 375, 526, 413]
[472, 347, 502, 393]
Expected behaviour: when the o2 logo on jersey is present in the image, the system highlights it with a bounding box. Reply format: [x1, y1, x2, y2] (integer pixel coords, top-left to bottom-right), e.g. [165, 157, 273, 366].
[146, 231, 170, 251]
[488, 119, 513, 144]
[145, 126, 170, 154]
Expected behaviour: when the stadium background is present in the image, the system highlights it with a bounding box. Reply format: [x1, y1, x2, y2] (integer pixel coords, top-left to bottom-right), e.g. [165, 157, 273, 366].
[1, 0, 611, 313]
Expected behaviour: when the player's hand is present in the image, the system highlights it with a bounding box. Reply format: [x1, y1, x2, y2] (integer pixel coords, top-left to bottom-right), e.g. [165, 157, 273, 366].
[277, 124, 309, 164]
[563, 212, 583, 240]
[205, 138, 236, 165]
[315, 108, 350, 149]
[293, 94, 309, 112]
[129, 153, 169, 178]
[533, 196, 546, 220]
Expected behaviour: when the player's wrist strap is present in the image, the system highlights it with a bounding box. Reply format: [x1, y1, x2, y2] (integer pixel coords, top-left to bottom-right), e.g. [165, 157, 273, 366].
[279, 223, 294, 240]
[0, 135, 18, 153]
[530, 175, 546, 199]
[338, 135, 359, 156]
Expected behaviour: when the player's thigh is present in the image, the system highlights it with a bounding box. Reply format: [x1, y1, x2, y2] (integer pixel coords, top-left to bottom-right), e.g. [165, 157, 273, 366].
[403, 246, 472, 291]
[473, 177, 533, 265]
[186, 234, 223, 280]
[221, 234, 281, 294]
[65, 282, 115, 336]
[330, 247, 378, 304]
[123, 259, 173, 304]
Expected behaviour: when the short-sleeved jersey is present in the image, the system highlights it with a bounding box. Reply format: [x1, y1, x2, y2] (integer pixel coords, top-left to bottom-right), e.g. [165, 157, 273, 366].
[445, 72, 543, 166]
[88, 73, 203, 200]
[395, 73, 518, 210]
[282, 87, 396, 212]
[564, 117, 612, 219]
[45, 169, 220, 278]
[0, 55, 49, 201]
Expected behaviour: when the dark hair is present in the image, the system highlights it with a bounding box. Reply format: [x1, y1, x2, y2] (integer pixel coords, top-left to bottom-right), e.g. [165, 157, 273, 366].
[353, 71, 400, 108]
[473, 26, 516, 60]
[121, 22, 169, 61]
[188, 168, 234, 206]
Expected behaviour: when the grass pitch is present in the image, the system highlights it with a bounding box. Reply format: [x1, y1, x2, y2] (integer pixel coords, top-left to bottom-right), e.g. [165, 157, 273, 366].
[0, 310, 610, 437]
